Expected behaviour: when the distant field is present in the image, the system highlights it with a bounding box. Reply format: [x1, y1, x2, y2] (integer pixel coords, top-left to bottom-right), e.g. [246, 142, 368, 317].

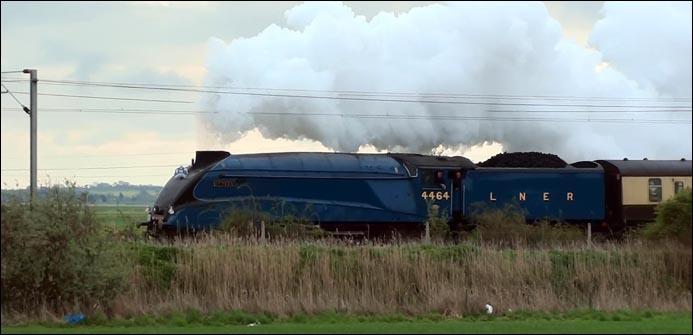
[91, 205, 146, 226]
[3, 318, 692, 334]
[86, 190, 142, 197]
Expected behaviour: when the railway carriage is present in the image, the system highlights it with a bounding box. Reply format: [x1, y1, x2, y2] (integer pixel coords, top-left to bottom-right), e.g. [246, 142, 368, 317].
[597, 159, 692, 230]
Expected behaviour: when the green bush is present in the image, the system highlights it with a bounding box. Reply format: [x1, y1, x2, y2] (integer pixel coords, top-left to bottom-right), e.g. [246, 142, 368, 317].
[468, 202, 528, 246]
[425, 200, 451, 241]
[219, 201, 324, 240]
[0, 182, 127, 315]
[219, 205, 268, 237]
[641, 188, 692, 245]
[468, 202, 584, 247]
[136, 245, 180, 291]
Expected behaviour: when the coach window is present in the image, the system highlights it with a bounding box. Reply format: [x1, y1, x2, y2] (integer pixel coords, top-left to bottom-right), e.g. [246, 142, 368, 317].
[648, 178, 662, 202]
[674, 181, 684, 194]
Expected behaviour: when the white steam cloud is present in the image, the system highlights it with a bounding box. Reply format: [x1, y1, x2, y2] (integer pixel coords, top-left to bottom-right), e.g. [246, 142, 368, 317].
[201, 1, 692, 161]
[589, 1, 692, 97]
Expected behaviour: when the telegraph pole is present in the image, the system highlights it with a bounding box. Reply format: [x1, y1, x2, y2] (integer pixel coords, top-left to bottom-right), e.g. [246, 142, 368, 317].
[23, 69, 37, 202]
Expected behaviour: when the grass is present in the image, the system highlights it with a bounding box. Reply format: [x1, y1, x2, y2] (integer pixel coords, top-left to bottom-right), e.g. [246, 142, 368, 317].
[2, 188, 691, 326]
[97, 236, 690, 319]
[91, 205, 146, 226]
[2, 313, 691, 334]
[2, 228, 691, 323]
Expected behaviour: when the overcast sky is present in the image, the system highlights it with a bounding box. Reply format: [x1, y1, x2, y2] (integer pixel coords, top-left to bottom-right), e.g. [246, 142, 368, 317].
[1, 1, 690, 188]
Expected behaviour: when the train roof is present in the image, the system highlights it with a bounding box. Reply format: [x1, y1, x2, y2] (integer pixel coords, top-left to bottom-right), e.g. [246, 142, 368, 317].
[206, 152, 478, 178]
[596, 159, 692, 176]
[211, 152, 407, 176]
[388, 153, 476, 170]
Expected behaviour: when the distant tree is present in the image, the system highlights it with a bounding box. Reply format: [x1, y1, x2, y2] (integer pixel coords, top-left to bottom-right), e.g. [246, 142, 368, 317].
[134, 189, 149, 202]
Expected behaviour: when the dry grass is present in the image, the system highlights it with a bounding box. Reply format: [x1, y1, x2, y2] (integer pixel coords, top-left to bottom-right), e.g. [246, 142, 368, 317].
[108, 236, 691, 319]
[4, 186, 691, 324]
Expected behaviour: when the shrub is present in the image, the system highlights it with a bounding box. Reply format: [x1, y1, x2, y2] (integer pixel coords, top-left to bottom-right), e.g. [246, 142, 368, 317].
[0, 182, 127, 315]
[219, 204, 268, 238]
[468, 202, 583, 247]
[424, 200, 450, 241]
[641, 188, 692, 246]
[136, 245, 180, 291]
[219, 201, 324, 240]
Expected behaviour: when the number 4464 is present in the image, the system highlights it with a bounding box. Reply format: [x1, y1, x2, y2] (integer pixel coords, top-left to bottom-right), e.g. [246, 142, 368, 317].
[421, 191, 450, 200]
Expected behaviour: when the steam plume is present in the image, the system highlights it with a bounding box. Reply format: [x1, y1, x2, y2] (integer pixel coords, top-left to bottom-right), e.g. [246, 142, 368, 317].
[201, 1, 692, 161]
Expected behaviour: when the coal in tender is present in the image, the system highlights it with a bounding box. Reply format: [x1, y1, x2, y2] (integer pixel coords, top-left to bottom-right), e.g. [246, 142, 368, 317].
[478, 152, 567, 168]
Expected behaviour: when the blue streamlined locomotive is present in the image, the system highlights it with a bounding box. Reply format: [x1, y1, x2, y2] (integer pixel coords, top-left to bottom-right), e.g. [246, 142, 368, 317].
[142, 151, 691, 238]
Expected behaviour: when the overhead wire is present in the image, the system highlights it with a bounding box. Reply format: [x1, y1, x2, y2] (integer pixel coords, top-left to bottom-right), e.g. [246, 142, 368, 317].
[1, 164, 180, 172]
[4, 76, 690, 186]
[25, 80, 692, 108]
[36, 78, 693, 102]
[6, 91, 194, 103]
[0, 83, 30, 112]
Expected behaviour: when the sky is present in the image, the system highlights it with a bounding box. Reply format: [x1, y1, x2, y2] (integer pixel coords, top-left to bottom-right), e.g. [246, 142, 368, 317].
[1, 1, 691, 188]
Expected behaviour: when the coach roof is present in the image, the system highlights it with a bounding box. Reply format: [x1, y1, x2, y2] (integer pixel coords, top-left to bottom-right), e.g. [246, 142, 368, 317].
[596, 159, 692, 176]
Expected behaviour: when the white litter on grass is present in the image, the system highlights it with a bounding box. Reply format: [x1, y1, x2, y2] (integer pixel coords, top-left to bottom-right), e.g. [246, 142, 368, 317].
[484, 304, 493, 315]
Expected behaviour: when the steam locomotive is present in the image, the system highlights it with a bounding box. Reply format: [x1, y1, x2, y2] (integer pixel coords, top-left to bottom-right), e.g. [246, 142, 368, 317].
[141, 151, 691, 238]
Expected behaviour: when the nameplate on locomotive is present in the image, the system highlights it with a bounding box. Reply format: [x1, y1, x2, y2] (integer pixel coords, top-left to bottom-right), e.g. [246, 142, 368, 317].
[213, 180, 241, 187]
